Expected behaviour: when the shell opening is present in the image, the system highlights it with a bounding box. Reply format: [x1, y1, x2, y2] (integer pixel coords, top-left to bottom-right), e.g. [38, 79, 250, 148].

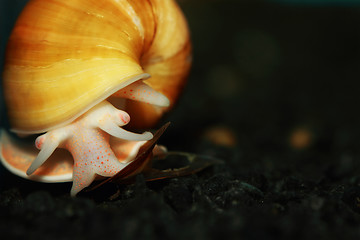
[10, 73, 151, 135]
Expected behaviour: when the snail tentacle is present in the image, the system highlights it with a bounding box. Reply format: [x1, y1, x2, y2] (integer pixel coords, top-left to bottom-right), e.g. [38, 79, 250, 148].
[112, 81, 170, 107]
[92, 101, 154, 141]
[98, 121, 153, 141]
[26, 134, 62, 175]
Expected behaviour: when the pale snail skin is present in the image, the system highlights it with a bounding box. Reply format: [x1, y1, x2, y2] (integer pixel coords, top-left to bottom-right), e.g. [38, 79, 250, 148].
[0, 0, 191, 196]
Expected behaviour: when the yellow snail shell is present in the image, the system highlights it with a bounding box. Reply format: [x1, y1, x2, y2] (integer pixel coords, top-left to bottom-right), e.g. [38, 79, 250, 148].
[0, 0, 191, 196]
[3, 0, 191, 134]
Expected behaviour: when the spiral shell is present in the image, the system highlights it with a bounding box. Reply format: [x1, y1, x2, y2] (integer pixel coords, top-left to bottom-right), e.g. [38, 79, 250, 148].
[3, 0, 191, 134]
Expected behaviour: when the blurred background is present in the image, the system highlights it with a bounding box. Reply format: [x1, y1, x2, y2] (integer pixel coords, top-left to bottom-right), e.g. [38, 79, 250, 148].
[1, 0, 360, 167]
[172, 0, 360, 159]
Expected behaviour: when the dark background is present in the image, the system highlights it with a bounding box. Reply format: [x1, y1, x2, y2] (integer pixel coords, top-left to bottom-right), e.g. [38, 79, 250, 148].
[1, 0, 360, 239]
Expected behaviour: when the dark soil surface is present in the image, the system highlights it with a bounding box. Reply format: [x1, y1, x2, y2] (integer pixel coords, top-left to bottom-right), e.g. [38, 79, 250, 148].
[1, 0, 360, 239]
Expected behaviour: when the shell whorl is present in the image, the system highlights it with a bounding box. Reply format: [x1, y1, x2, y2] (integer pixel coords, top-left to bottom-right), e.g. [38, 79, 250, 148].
[3, 0, 191, 134]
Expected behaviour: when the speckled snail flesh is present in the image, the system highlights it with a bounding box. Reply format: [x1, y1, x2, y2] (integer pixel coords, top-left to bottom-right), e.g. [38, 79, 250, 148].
[0, 0, 191, 196]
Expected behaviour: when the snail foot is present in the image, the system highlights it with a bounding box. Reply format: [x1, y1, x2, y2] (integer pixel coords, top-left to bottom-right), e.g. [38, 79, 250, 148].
[26, 101, 153, 196]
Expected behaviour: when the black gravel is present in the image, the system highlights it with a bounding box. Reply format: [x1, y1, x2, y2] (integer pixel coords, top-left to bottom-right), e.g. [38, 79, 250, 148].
[1, 0, 360, 239]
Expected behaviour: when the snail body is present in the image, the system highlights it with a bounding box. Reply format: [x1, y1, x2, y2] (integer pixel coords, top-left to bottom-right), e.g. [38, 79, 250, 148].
[0, 0, 191, 196]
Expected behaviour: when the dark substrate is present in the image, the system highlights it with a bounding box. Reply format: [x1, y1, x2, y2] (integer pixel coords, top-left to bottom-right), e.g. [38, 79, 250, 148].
[1, 139, 360, 240]
[1, 0, 360, 239]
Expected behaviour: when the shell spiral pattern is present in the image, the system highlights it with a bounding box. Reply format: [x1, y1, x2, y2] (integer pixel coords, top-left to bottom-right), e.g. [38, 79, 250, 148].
[3, 0, 191, 134]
